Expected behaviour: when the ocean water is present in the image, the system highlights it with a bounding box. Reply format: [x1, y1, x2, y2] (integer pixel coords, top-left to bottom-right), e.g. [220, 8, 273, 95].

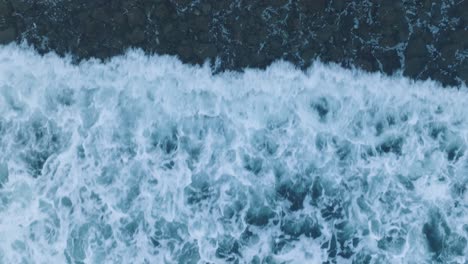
[0, 44, 466, 264]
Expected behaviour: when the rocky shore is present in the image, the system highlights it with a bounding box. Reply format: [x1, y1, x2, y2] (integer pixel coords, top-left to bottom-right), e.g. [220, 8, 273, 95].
[0, 0, 466, 86]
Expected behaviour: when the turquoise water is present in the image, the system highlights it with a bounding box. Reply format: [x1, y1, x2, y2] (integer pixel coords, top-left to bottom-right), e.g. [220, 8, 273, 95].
[0, 44, 466, 263]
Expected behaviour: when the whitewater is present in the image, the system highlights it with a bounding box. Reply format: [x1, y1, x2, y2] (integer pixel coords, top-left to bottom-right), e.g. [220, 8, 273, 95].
[0, 44, 466, 263]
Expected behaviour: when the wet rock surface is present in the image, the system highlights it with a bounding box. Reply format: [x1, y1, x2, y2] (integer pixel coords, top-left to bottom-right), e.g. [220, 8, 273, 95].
[0, 0, 466, 85]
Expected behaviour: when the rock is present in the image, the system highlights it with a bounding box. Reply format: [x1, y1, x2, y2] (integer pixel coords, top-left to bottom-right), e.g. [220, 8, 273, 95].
[153, 4, 170, 19]
[192, 16, 210, 33]
[201, 3, 211, 14]
[0, 27, 16, 44]
[113, 13, 127, 26]
[91, 7, 110, 23]
[300, 47, 317, 64]
[375, 49, 401, 74]
[193, 43, 217, 59]
[0, 1, 12, 15]
[177, 45, 193, 60]
[162, 23, 174, 35]
[404, 57, 427, 78]
[331, 0, 346, 12]
[298, 0, 326, 13]
[128, 27, 145, 44]
[127, 8, 145, 27]
[270, 0, 289, 8]
[10, 0, 29, 13]
[405, 34, 430, 58]
[161, 23, 180, 41]
[356, 58, 375, 72]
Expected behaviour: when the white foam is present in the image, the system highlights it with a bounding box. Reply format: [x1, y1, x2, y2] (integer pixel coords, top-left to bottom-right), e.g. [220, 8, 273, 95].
[0, 43, 466, 263]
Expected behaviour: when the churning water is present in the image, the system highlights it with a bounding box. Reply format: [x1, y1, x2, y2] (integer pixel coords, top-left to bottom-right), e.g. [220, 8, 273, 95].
[0, 44, 467, 263]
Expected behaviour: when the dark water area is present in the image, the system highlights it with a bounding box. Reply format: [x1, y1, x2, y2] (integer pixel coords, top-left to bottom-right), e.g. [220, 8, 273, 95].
[0, 0, 467, 86]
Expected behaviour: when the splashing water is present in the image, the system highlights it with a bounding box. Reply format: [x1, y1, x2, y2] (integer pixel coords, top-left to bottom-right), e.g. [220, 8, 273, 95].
[0, 44, 467, 263]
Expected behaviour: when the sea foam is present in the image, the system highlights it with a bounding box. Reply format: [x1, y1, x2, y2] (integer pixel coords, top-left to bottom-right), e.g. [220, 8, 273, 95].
[0, 44, 467, 263]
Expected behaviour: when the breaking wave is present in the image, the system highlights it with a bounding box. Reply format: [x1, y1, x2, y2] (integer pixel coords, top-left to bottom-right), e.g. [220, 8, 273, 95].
[0, 44, 467, 263]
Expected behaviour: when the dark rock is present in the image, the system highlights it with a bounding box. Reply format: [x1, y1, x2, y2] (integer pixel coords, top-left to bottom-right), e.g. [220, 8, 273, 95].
[194, 43, 218, 60]
[127, 8, 145, 27]
[113, 12, 127, 26]
[193, 8, 201, 16]
[300, 47, 317, 65]
[405, 34, 430, 58]
[331, 0, 346, 12]
[355, 57, 376, 72]
[10, 0, 29, 12]
[298, 0, 327, 13]
[439, 44, 458, 67]
[128, 27, 145, 44]
[404, 57, 427, 78]
[162, 23, 174, 35]
[177, 45, 193, 60]
[91, 7, 111, 23]
[0, 1, 11, 15]
[201, 3, 211, 14]
[270, 0, 289, 8]
[153, 4, 170, 19]
[0, 27, 15, 44]
[192, 16, 210, 33]
[378, 7, 408, 47]
[375, 49, 401, 75]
